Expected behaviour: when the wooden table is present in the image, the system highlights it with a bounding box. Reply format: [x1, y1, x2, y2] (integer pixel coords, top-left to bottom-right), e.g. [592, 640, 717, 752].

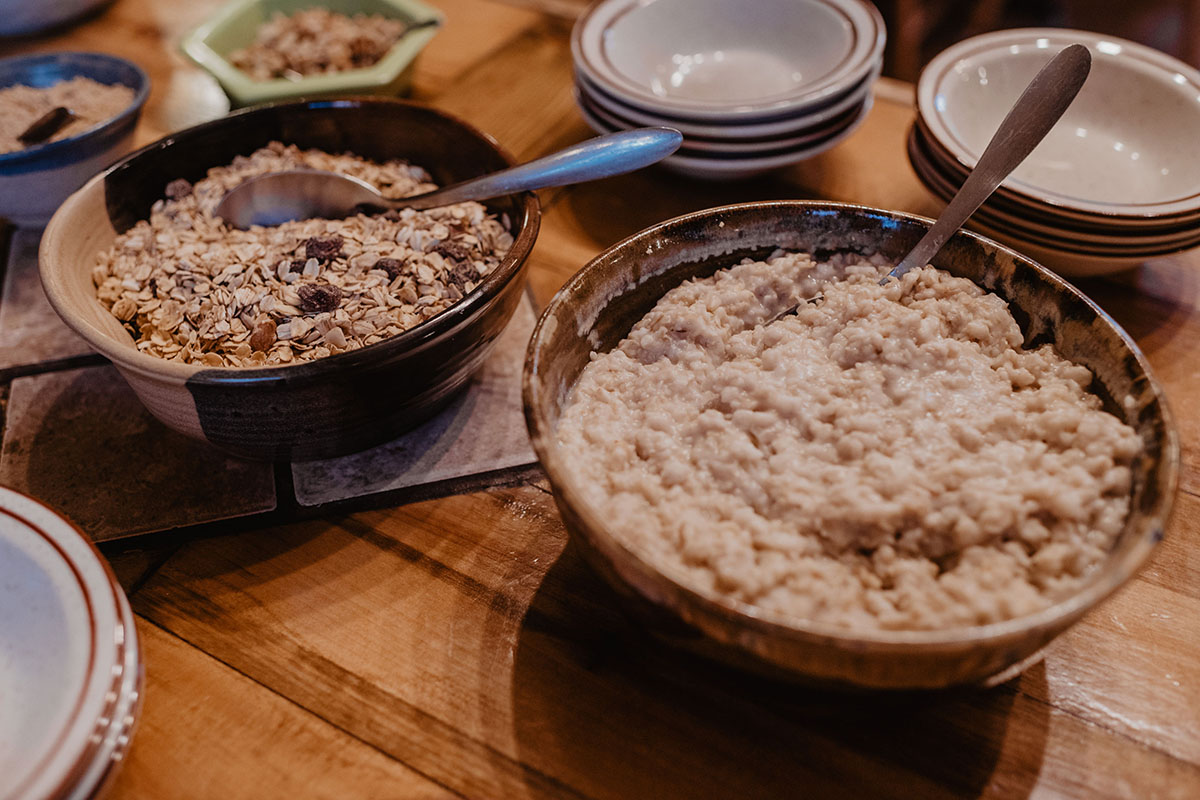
[3, 2, 1200, 797]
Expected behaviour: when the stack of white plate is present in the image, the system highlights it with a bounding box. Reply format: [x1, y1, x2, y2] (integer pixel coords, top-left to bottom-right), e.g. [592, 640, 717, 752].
[571, 0, 886, 180]
[910, 28, 1200, 277]
[0, 487, 142, 800]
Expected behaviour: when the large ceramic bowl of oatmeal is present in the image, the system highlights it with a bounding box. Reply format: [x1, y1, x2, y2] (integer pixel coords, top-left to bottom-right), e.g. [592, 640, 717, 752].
[523, 201, 1176, 689]
[41, 99, 539, 461]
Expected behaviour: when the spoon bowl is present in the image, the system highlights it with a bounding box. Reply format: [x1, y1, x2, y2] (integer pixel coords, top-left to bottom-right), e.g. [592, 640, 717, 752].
[215, 127, 683, 228]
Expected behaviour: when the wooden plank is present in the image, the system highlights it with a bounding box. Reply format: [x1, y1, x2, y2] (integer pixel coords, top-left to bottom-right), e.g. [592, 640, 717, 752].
[1079, 263, 1200, 498]
[134, 482, 1200, 799]
[1034, 577, 1200, 764]
[8, 2, 1200, 797]
[414, 0, 546, 99]
[109, 619, 457, 799]
[103, 542, 179, 595]
[1138, 489, 1200, 601]
[487, 0, 590, 19]
[431, 20, 579, 160]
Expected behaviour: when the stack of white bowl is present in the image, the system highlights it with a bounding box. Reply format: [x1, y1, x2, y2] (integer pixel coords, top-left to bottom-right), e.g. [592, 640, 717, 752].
[1, 487, 142, 800]
[909, 28, 1200, 277]
[571, 0, 886, 180]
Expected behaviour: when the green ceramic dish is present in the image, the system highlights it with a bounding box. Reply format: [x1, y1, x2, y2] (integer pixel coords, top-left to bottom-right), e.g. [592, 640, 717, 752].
[180, 0, 442, 108]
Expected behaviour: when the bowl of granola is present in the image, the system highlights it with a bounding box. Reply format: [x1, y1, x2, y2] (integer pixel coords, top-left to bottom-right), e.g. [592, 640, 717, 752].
[181, 0, 442, 108]
[41, 98, 539, 461]
[523, 201, 1177, 688]
[0, 51, 148, 226]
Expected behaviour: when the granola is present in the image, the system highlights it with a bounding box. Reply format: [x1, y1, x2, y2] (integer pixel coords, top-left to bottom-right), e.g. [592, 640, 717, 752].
[92, 142, 514, 368]
[230, 8, 411, 81]
[0, 77, 135, 153]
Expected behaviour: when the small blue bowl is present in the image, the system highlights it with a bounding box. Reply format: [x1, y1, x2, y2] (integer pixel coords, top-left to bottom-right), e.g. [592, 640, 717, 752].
[0, 52, 149, 227]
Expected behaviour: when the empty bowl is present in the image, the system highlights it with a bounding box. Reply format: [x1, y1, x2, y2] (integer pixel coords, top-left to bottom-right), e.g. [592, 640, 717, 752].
[573, 0, 883, 121]
[570, 0, 884, 180]
[912, 30, 1200, 275]
[918, 28, 1200, 220]
[0, 485, 142, 800]
[40, 99, 539, 461]
[524, 201, 1176, 688]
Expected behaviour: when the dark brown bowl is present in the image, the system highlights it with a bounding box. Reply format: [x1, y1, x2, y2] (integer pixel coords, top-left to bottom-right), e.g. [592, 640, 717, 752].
[41, 99, 540, 461]
[523, 201, 1177, 689]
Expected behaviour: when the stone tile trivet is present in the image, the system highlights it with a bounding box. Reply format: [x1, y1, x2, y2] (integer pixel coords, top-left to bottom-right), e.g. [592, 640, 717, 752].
[0, 228, 95, 372]
[291, 294, 539, 507]
[0, 365, 276, 542]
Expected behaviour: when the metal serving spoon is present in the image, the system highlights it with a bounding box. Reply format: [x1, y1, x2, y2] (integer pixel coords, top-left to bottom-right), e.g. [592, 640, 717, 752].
[214, 127, 684, 229]
[773, 42, 1092, 319]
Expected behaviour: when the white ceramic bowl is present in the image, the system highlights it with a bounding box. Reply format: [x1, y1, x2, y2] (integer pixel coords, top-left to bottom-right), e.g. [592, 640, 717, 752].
[575, 64, 878, 139]
[913, 115, 1200, 233]
[908, 125, 1200, 251]
[579, 95, 871, 180]
[968, 215, 1160, 277]
[918, 29, 1200, 220]
[572, 0, 884, 122]
[906, 127, 1199, 276]
[0, 486, 142, 800]
[576, 84, 866, 154]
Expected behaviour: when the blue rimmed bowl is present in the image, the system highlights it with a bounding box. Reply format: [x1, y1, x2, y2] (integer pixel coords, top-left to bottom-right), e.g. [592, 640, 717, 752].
[0, 52, 148, 227]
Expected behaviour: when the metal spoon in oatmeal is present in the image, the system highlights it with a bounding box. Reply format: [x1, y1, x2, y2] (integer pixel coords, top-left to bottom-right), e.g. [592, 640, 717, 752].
[214, 127, 683, 229]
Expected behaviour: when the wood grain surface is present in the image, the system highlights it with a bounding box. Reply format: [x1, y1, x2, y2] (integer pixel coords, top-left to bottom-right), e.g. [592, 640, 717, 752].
[3, 1, 1199, 797]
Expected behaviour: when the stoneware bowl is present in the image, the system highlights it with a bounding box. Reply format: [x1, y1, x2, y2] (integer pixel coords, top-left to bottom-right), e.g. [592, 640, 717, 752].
[573, 60, 878, 140]
[906, 124, 1200, 277]
[0, 52, 148, 227]
[572, 0, 884, 122]
[41, 99, 539, 461]
[918, 28, 1200, 221]
[523, 201, 1177, 689]
[0, 485, 142, 800]
[181, 0, 442, 108]
[577, 97, 872, 181]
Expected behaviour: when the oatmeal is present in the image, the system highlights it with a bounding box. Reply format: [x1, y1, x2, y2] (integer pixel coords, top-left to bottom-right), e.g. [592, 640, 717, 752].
[0, 77, 135, 153]
[230, 8, 412, 80]
[556, 252, 1142, 631]
[92, 142, 513, 367]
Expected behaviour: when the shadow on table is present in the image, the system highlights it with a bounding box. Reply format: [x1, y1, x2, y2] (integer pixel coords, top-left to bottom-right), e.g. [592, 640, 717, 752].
[509, 539, 1051, 800]
[557, 166, 822, 255]
[1072, 257, 1200, 349]
[8, 364, 277, 544]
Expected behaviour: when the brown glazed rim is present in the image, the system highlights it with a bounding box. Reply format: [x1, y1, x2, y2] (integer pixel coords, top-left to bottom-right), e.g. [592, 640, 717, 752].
[523, 200, 1180, 649]
[43, 98, 541, 386]
[0, 488, 139, 800]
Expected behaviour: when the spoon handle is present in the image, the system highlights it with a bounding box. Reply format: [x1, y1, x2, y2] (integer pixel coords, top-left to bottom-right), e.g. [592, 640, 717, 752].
[18, 106, 75, 146]
[394, 127, 683, 210]
[889, 43, 1092, 280]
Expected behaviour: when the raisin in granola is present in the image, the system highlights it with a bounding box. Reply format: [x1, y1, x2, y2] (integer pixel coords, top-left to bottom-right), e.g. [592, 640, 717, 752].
[297, 283, 343, 313]
[304, 235, 344, 262]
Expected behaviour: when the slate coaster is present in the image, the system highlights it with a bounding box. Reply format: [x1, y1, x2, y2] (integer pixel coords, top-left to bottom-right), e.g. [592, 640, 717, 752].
[0, 365, 277, 541]
[291, 294, 539, 507]
[0, 228, 97, 373]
